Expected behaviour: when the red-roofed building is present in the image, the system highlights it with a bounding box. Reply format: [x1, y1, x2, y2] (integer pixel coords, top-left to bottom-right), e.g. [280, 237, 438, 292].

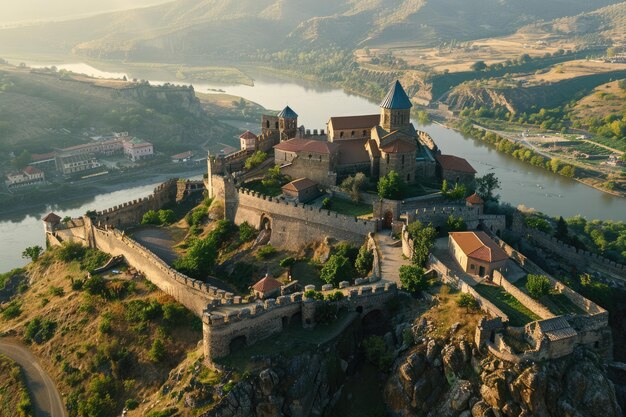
[281, 178, 320, 203]
[171, 151, 193, 163]
[239, 130, 258, 151]
[252, 274, 283, 299]
[448, 231, 509, 278]
[466, 193, 485, 214]
[436, 154, 477, 186]
[42, 212, 62, 233]
[5, 166, 45, 189]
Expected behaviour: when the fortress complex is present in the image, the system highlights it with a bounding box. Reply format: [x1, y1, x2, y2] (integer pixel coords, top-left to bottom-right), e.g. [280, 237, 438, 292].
[233, 80, 441, 187]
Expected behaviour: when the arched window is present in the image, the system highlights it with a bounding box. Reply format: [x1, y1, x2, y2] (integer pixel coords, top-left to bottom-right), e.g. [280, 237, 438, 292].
[351, 131, 355, 137]
[266, 120, 270, 129]
[340, 131, 344, 138]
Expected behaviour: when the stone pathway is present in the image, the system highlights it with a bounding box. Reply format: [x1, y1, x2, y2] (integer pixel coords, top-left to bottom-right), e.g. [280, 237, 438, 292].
[375, 233, 410, 285]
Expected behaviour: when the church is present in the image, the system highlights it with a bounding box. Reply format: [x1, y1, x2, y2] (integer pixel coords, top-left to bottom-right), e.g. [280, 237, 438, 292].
[238, 80, 469, 188]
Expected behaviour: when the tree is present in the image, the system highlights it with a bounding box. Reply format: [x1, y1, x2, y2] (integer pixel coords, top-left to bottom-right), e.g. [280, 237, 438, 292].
[456, 293, 479, 312]
[362, 335, 393, 371]
[471, 61, 487, 72]
[446, 215, 467, 232]
[322, 197, 332, 209]
[355, 245, 374, 277]
[377, 170, 406, 200]
[474, 173, 500, 201]
[526, 274, 552, 299]
[141, 210, 161, 225]
[443, 182, 467, 200]
[148, 338, 167, 362]
[12, 150, 31, 169]
[340, 172, 367, 202]
[555, 216, 568, 239]
[320, 254, 354, 287]
[262, 165, 288, 187]
[399, 265, 428, 294]
[22, 246, 43, 262]
[407, 221, 437, 266]
[245, 151, 267, 170]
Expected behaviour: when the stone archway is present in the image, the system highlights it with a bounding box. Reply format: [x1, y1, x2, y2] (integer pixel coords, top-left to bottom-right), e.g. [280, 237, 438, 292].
[260, 214, 272, 231]
[229, 335, 247, 354]
[383, 211, 393, 229]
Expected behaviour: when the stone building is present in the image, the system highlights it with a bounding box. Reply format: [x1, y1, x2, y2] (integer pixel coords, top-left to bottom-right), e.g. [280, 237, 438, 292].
[252, 274, 283, 300]
[252, 80, 437, 186]
[42, 212, 62, 233]
[436, 154, 477, 186]
[281, 178, 320, 203]
[239, 130, 258, 151]
[123, 137, 154, 161]
[448, 231, 508, 278]
[55, 153, 99, 176]
[465, 193, 484, 215]
[5, 166, 45, 188]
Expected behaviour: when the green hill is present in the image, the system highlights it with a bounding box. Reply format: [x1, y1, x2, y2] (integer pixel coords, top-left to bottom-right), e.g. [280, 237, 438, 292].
[0, 63, 237, 158]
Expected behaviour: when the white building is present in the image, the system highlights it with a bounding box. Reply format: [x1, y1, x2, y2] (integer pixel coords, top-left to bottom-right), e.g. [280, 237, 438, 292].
[123, 138, 154, 161]
[5, 166, 46, 188]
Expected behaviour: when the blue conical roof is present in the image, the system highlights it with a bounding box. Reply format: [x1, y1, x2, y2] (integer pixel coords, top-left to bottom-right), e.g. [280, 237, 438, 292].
[278, 105, 298, 119]
[379, 80, 412, 110]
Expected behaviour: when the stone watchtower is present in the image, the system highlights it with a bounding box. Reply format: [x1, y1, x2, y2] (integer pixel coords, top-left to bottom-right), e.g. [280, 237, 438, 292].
[379, 80, 412, 133]
[278, 105, 298, 141]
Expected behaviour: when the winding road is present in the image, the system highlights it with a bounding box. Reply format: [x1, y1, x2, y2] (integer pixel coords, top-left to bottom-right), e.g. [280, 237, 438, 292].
[0, 339, 66, 417]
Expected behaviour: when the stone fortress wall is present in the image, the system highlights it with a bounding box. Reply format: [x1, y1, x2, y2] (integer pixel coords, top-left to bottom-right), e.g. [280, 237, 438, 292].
[405, 204, 506, 235]
[203, 282, 398, 359]
[402, 228, 611, 362]
[48, 179, 398, 363]
[511, 214, 626, 286]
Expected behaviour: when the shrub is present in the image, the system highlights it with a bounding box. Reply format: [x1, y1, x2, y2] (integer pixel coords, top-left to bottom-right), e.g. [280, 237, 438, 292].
[325, 291, 345, 302]
[56, 241, 87, 263]
[304, 290, 324, 300]
[320, 254, 354, 287]
[187, 206, 208, 227]
[24, 316, 57, 344]
[279, 257, 296, 268]
[125, 399, 139, 410]
[245, 150, 267, 170]
[406, 221, 436, 266]
[22, 245, 43, 262]
[162, 302, 188, 326]
[49, 286, 64, 297]
[141, 210, 161, 225]
[1, 300, 21, 320]
[399, 265, 429, 294]
[526, 274, 552, 298]
[238, 221, 257, 242]
[83, 275, 108, 298]
[98, 313, 112, 334]
[158, 209, 176, 225]
[149, 338, 167, 363]
[322, 197, 332, 209]
[377, 170, 406, 200]
[80, 249, 111, 273]
[256, 245, 277, 260]
[456, 293, 479, 311]
[362, 335, 393, 371]
[125, 300, 162, 323]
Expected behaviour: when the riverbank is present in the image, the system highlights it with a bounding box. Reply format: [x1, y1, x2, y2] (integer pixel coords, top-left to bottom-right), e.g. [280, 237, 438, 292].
[433, 119, 626, 199]
[0, 162, 206, 218]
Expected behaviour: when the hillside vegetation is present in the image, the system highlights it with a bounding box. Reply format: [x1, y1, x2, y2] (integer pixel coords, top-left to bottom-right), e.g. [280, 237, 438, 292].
[0, 63, 238, 158]
[0, 354, 33, 417]
[0, 245, 202, 417]
[0, 0, 620, 62]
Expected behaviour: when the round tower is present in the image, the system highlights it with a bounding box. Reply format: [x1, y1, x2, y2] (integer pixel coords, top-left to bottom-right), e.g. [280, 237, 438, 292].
[380, 80, 412, 132]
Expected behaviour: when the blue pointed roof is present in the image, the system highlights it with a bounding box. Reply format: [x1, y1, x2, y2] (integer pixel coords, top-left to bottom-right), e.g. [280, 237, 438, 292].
[379, 80, 412, 110]
[278, 105, 298, 119]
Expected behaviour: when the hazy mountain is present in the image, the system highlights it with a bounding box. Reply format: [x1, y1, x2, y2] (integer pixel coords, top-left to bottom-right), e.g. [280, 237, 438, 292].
[0, 0, 174, 26]
[0, 0, 622, 61]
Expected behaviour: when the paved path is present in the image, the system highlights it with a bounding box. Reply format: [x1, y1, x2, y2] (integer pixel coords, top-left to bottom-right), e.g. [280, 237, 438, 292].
[0, 339, 66, 417]
[375, 233, 410, 285]
[131, 227, 178, 265]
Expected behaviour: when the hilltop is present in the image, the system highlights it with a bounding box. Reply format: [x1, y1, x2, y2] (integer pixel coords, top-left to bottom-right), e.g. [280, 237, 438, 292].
[0, 63, 239, 159]
[0, 0, 620, 62]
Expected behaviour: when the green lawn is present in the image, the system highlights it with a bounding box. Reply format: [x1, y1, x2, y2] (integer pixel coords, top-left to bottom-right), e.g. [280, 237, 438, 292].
[288, 261, 324, 288]
[475, 284, 541, 327]
[328, 198, 373, 218]
[514, 276, 584, 316]
[243, 179, 284, 197]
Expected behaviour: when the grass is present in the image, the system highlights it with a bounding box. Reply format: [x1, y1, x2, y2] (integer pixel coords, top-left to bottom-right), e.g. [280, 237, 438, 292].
[287, 261, 324, 288]
[474, 284, 541, 327]
[422, 285, 482, 341]
[0, 354, 33, 417]
[514, 276, 585, 316]
[327, 198, 373, 218]
[243, 180, 283, 197]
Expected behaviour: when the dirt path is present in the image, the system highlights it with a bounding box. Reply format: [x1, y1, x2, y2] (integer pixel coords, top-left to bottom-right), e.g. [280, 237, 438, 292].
[0, 338, 66, 417]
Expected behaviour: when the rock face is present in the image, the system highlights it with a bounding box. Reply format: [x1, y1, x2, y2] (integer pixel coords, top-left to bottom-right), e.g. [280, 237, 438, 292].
[386, 337, 623, 417]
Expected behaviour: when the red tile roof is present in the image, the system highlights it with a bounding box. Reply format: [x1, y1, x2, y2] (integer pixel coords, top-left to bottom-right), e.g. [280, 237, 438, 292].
[42, 212, 62, 222]
[337, 139, 371, 165]
[450, 231, 509, 263]
[171, 151, 193, 159]
[436, 154, 477, 174]
[31, 152, 55, 161]
[274, 139, 338, 154]
[380, 138, 417, 154]
[282, 178, 318, 193]
[329, 114, 380, 130]
[240, 130, 258, 140]
[23, 166, 43, 175]
[466, 193, 484, 205]
[252, 275, 283, 293]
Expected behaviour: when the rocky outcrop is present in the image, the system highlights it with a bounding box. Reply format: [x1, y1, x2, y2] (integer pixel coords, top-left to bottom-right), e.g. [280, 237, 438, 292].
[386, 334, 623, 417]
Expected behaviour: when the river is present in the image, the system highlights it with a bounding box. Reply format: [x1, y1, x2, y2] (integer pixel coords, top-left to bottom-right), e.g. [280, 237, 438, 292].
[0, 61, 624, 272]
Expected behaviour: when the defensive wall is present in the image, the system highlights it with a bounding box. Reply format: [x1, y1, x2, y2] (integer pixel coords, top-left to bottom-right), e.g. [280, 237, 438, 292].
[416, 228, 611, 362]
[405, 204, 506, 234]
[512, 214, 626, 285]
[203, 282, 398, 359]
